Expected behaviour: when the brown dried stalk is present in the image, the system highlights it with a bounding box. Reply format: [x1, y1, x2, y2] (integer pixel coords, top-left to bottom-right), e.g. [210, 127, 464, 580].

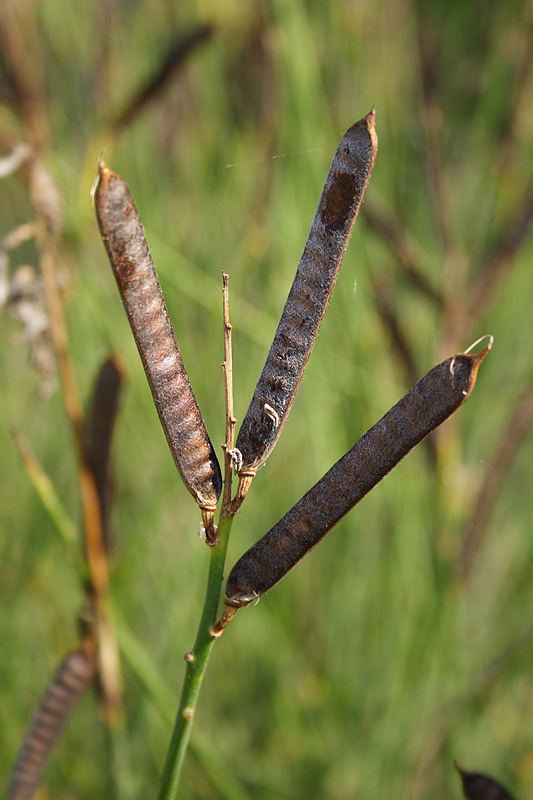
[28, 158, 123, 721]
[233, 108, 378, 505]
[220, 272, 238, 512]
[94, 161, 222, 542]
[222, 337, 492, 613]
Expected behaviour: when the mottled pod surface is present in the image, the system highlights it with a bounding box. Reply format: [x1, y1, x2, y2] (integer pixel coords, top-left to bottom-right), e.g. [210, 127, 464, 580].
[7, 648, 96, 800]
[235, 108, 378, 476]
[95, 162, 222, 513]
[226, 342, 491, 607]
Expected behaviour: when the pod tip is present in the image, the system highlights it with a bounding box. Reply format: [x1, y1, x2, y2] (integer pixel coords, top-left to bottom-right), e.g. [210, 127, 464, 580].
[450, 334, 493, 393]
[90, 150, 110, 209]
[463, 333, 494, 372]
[463, 334, 494, 357]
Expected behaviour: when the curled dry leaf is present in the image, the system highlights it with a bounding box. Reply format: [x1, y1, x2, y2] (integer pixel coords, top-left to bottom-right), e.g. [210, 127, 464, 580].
[233, 108, 378, 501]
[94, 161, 222, 541]
[7, 647, 96, 800]
[223, 337, 492, 610]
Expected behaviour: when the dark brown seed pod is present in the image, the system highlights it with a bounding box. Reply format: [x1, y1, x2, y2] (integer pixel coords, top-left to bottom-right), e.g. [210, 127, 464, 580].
[7, 647, 96, 800]
[225, 337, 492, 609]
[94, 160, 222, 541]
[233, 108, 378, 497]
[455, 762, 517, 800]
[86, 355, 124, 550]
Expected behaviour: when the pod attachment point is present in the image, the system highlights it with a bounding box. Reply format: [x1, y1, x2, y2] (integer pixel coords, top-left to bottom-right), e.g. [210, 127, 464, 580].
[211, 605, 239, 637]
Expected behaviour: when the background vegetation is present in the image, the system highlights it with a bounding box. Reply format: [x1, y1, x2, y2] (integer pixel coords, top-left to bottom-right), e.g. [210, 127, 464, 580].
[1, 0, 532, 798]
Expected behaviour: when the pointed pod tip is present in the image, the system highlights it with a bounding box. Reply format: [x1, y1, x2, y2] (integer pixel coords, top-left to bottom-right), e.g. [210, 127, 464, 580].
[346, 106, 377, 138]
[91, 150, 112, 209]
[450, 334, 493, 396]
[342, 106, 378, 161]
[463, 333, 494, 370]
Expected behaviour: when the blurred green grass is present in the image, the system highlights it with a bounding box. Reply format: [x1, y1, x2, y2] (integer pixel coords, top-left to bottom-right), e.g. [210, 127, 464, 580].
[1, 1, 532, 798]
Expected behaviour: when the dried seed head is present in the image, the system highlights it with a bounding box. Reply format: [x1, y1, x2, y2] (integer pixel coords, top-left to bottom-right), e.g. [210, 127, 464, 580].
[225, 337, 492, 608]
[94, 161, 222, 533]
[235, 109, 378, 493]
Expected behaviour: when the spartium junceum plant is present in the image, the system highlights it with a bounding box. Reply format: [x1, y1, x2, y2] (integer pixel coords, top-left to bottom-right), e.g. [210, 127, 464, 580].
[8, 107, 492, 800]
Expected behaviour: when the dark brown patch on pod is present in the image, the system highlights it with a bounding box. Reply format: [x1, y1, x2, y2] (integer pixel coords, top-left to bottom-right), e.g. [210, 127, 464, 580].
[94, 162, 222, 536]
[225, 338, 492, 607]
[7, 648, 96, 800]
[234, 108, 378, 484]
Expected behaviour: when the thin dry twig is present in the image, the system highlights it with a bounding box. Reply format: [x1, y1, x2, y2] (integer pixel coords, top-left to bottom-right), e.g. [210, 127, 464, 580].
[2, 0, 126, 727]
[29, 157, 123, 722]
[220, 272, 237, 513]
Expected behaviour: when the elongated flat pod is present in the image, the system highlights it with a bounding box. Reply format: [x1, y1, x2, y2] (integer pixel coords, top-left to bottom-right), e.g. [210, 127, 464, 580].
[94, 162, 222, 539]
[234, 108, 378, 493]
[87, 355, 124, 550]
[225, 338, 492, 609]
[7, 647, 96, 800]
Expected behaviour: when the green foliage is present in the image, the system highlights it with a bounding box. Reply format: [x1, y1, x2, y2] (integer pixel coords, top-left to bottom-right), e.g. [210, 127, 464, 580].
[1, 1, 532, 798]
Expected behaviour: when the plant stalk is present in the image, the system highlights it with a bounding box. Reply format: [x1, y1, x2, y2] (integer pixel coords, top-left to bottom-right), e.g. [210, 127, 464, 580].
[155, 511, 233, 800]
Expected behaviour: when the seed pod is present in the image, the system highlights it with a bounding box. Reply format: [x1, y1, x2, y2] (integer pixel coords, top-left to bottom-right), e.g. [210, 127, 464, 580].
[455, 762, 517, 800]
[86, 355, 124, 550]
[7, 647, 96, 800]
[234, 108, 378, 495]
[225, 337, 492, 608]
[94, 161, 222, 540]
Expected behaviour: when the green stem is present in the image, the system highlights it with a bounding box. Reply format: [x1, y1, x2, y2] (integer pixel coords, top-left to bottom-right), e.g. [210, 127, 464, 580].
[155, 512, 234, 800]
